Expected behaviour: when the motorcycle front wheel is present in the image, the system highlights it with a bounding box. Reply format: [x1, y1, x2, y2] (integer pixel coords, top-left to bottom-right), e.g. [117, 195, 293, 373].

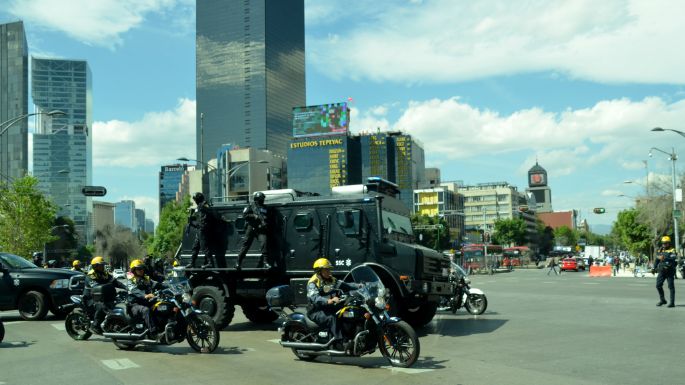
[65, 309, 92, 340]
[187, 314, 220, 353]
[465, 294, 488, 315]
[378, 320, 420, 368]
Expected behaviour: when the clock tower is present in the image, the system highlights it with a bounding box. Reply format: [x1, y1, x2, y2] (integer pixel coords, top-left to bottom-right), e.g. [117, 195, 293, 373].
[526, 161, 552, 212]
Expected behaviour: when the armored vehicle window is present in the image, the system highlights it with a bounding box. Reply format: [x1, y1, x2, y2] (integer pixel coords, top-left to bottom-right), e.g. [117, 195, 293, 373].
[294, 213, 313, 231]
[336, 210, 361, 236]
[382, 210, 413, 235]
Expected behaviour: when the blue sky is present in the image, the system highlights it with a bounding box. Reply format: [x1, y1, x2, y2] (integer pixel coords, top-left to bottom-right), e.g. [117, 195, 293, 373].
[2, 0, 685, 233]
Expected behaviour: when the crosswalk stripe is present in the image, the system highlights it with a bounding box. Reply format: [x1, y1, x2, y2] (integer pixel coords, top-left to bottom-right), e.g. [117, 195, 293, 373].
[101, 358, 140, 370]
[381, 366, 434, 374]
[51, 323, 66, 331]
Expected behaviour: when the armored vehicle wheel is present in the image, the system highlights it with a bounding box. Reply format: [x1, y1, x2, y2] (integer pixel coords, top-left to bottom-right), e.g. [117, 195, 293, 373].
[192, 285, 235, 330]
[401, 302, 437, 328]
[241, 304, 278, 324]
[18, 291, 48, 320]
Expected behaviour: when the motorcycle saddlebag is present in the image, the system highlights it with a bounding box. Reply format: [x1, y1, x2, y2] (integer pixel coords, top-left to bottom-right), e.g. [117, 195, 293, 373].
[266, 285, 294, 307]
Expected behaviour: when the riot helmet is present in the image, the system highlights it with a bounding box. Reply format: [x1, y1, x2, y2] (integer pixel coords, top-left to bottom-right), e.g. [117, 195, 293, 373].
[253, 191, 266, 205]
[192, 192, 205, 205]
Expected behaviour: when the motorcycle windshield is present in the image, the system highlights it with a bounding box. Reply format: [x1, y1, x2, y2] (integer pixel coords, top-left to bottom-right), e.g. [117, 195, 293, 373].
[451, 261, 467, 278]
[350, 266, 385, 299]
[165, 277, 190, 295]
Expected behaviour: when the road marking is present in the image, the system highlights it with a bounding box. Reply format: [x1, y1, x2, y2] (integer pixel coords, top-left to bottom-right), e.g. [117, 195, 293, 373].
[267, 339, 281, 344]
[628, 284, 648, 286]
[583, 282, 600, 285]
[101, 358, 140, 370]
[381, 366, 435, 374]
[51, 323, 66, 331]
[541, 281, 557, 284]
[3, 321, 26, 325]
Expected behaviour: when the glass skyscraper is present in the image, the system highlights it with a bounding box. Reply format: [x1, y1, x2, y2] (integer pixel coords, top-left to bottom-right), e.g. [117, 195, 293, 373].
[114, 200, 135, 230]
[196, 0, 305, 161]
[159, 164, 188, 212]
[32, 58, 93, 244]
[0, 21, 29, 182]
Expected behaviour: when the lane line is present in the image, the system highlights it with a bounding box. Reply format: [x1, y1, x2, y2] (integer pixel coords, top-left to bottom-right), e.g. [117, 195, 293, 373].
[51, 323, 66, 331]
[101, 358, 140, 370]
[583, 282, 600, 285]
[3, 321, 26, 325]
[267, 339, 281, 344]
[381, 366, 435, 374]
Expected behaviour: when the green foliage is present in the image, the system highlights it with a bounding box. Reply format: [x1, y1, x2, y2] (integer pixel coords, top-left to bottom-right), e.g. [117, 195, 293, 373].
[94, 224, 144, 269]
[410, 214, 451, 251]
[147, 196, 191, 258]
[553, 226, 577, 246]
[612, 208, 651, 256]
[492, 218, 527, 246]
[0, 176, 57, 258]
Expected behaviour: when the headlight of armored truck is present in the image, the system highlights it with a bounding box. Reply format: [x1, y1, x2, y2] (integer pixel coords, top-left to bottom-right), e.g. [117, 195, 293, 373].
[50, 279, 70, 289]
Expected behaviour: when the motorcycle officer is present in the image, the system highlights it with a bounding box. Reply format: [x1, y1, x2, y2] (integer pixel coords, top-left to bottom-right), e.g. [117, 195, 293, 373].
[85, 256, 126, 333]
[128, 259, 167, 338]
[71, 260, 83, 272]
[654, 236, 677, 307]
[306, 258, 358, 351]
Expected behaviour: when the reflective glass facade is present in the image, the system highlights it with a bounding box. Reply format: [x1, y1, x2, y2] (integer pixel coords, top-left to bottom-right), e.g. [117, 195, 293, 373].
[196, 0, 305, 161]
[32, 58, 92, 243]
[0, 21, 29, 182]
[287, 135, 360, 196]
[114, 200, 135, 230]
[159, 164, 188, 212]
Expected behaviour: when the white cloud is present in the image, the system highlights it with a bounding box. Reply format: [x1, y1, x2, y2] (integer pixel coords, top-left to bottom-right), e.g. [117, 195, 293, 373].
[93, 98, 195, 167]
[309, 0, 685, 84]
[8, 0, 179, 48]
[349, 106, 391, 134]
[382, 95, 685, 178]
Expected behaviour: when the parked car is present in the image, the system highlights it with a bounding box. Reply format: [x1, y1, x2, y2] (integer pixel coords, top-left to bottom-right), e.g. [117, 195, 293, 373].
[0, 252, 84, 320]
[560, 257, 579, 271]
[112, 268, 126, 280]
[575, 257, 586, 270]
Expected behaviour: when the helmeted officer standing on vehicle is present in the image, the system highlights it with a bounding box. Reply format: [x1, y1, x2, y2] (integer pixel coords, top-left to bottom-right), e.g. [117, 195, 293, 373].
[128, 259, 166, 338]
[654, 236, 677, 307]
[306, 258, 357, 347]
[187, 192, 215, 269]
[85, 256, 126, 333]
[235, 191, 270, 269]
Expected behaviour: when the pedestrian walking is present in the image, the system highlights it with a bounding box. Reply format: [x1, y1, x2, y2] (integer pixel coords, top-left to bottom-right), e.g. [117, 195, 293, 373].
[547, 256, 560, 276]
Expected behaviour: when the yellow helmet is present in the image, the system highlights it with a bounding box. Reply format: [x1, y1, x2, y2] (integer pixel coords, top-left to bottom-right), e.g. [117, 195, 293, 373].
[91, 256, 105, 265]
[130, 259, 145, 271]
[172, 260, 179, 267]
[661, 235, 672, 243]
[72, 260, 81, 267]
[313, 258, 332, 271]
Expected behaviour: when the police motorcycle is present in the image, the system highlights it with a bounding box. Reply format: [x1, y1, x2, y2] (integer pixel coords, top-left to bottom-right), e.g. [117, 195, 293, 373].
[268, 265, 420, 368]
[439, 261, 488, 315]
[102, 278, 220, 353]
[64, 282, 128, 340]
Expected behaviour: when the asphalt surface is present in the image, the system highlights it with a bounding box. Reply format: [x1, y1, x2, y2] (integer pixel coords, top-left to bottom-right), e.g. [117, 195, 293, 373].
[1, 268, 683, 385]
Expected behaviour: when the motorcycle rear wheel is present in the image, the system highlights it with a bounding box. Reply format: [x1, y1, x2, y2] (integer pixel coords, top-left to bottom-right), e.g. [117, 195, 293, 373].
[287, 324, 316, 361]
[379, 320, 420, 368]
[187, 314, 220, 353]
[65, 309, 92, 341]
[109, 317, 136, 350]
[465, 294, 488, 315]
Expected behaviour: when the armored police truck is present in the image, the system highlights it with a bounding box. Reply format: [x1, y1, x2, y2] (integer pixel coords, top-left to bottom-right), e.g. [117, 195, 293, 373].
[176, 178, 451, 329]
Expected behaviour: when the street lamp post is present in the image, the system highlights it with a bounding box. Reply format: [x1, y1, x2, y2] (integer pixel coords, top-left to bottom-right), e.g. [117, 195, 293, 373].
[649, 147, 680, 256]
[0, 110, 66, 183]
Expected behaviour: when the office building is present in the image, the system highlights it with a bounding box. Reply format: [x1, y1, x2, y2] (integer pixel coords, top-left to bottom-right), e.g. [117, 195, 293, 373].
[159, 163, 189, 212]
[114, 200, 135, 230]
[145, 218, 155, 234]
[414, 185, 465, 245]
[32, 58, 92, 243]
[196, 0, 305, 161]
[92, 200, 115, 232]
[135, 208, 145, 234]
[0, 21, 29, 182]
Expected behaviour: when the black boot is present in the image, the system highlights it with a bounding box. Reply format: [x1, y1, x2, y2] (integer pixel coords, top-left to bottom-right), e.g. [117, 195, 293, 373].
[667, 303, 675, 308]
[657, 299, 667, 306]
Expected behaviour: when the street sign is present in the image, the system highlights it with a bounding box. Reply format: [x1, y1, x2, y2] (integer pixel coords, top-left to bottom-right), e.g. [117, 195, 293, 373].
[674, 209, 682, 219]
[81, 186, 107, 197]
[593, 208, 606, 214]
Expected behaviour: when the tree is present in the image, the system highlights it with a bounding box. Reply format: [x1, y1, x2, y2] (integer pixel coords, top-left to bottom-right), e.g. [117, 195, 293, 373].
[538, 225, 555, 256]
[492, 218, 527, 246]
[45, 216, 79, 262]
[553, 226, 577, 247]
[410, 214, 451, 251]
[0, 176, 57, 258]
[146, 197, 192, 258]
[94, 224, 144, 269]
[612, 208, 651, 257]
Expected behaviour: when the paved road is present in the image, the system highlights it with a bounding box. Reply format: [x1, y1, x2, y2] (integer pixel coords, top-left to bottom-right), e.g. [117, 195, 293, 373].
[1, 269, 683, 385]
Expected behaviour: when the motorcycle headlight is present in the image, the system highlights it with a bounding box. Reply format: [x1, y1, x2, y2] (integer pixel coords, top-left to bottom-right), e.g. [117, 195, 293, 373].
[375, 296, 386, 310]
[377, 287, 386, 298]
[182, 292, 192, 304]
[464, 277, 471, 285]
[49, 279, 70, 289]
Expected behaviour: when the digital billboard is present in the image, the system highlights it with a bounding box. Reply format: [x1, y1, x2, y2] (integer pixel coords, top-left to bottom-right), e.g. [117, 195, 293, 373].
[292, 102, 349, 138]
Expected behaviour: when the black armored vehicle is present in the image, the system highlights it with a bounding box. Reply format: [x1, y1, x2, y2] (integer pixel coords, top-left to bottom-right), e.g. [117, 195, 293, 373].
[177, 178, 451, 329]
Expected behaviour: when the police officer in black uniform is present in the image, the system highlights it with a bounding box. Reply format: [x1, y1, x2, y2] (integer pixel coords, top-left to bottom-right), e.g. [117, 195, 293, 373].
[128, 259, 166, 338]
[235, 191, 270, 269]
[85, 256, 126, 333]
[654, 235, 677, 307]
[187, 192, 215, 269]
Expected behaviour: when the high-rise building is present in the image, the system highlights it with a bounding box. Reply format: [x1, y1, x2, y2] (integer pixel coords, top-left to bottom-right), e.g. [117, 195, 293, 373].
[145, 218, 155, 234]
[92, 200, 115, 233]
[159, 164, 188, 212]
[526, 162, 552, 213]
[0, 21, 29, 182]
[135, 208, 145, 234]
[196, 0, 305, 161]
[32, 58, 92, 243]
[114, 200, 135, 230]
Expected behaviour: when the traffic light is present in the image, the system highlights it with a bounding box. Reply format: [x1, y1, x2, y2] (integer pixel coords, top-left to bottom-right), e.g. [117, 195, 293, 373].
[593, 208, 606, 214]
